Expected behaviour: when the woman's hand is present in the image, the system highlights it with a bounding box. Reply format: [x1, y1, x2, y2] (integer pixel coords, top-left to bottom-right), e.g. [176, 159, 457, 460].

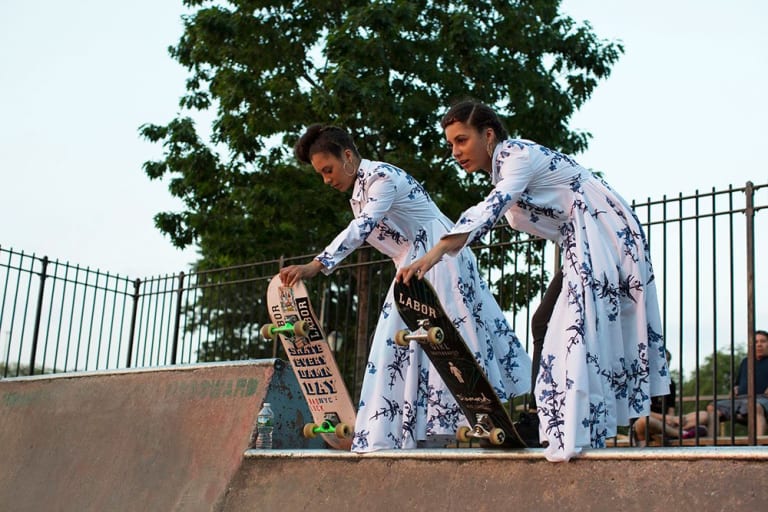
[396, 233, 469, 284]
[279, 260, 324, 286]
[397, 252, 443, 284]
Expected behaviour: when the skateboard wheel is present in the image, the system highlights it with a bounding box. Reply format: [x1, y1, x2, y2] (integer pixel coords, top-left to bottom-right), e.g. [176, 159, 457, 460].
[335, 422, 352, 439]
[456, 426, 471, 443]
[260, 323, 276, 340]
[303, 423, 319, 439]
[293, 320, 309, 337]
[489, 427, 505, 445]
[394, 329, 409, 347]
[426, 327, 444, 345]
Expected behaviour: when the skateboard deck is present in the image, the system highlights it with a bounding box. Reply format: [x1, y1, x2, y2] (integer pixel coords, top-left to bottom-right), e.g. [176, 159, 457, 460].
[262, 275, 355, 450]
[394, 277, 526, 448]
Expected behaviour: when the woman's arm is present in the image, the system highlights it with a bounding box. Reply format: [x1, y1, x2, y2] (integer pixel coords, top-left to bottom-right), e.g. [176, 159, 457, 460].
[396, 232, 469, 283]
[279, 259, 325, 286]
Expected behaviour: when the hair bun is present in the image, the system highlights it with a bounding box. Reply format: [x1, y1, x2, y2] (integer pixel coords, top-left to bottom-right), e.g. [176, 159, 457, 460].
[294, 124, 325, 164]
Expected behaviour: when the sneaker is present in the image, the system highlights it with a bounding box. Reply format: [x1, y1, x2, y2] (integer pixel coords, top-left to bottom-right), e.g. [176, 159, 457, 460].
[682, 425, 708, 439]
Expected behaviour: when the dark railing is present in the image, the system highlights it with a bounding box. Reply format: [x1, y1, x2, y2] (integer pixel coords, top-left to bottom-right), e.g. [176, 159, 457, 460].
[629, 181, 767, 444]
[2, 181, 766, 444]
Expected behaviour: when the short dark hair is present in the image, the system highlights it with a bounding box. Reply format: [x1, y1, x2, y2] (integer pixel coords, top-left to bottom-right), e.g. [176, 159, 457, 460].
[440, 99, 509, 141]
[294, 124, 360, 165]
[756, 329, 768, 339]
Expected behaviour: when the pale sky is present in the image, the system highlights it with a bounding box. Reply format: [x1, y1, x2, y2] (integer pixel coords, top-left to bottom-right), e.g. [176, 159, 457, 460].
[1, 0, 766, 278]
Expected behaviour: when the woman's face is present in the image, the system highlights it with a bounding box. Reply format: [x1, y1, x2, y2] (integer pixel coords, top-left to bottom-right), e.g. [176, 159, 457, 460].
[756, 332, 768, 360]
[444, 121, 494, 174]
[310, 149, 357, 192]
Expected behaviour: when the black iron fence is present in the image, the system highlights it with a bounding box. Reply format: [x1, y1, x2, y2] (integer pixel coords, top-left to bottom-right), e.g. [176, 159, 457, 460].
[2, 181, 767, 445]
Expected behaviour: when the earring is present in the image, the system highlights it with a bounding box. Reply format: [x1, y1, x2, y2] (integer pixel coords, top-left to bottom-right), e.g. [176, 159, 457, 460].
[486, 140, 496, 157]
[343, 160, 356, 177]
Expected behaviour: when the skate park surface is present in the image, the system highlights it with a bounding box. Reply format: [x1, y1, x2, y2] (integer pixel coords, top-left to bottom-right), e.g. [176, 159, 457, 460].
[1, 360, 766, 511]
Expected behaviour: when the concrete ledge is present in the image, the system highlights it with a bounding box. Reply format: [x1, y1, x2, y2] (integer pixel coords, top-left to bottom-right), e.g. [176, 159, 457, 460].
[242, 445, 768, 461]
[220, 448, 768, 512]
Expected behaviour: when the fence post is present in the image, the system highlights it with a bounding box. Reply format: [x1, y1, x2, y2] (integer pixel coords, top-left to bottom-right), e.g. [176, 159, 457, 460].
[353, 249, 371, 403]
[171, 272, 185, 365]
[126, 278, 141, 369]
[744, 181, 756, 443]
[29, 256, 49, 376]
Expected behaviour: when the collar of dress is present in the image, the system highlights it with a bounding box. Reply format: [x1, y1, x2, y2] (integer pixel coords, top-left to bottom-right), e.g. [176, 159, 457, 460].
[490, 142, 503, 184]
[350, 158, 373, 208]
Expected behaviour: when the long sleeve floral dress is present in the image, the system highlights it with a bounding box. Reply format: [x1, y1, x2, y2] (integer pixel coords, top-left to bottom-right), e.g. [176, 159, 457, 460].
[445, 140, 671, 461]
[315, 158, 531, 451]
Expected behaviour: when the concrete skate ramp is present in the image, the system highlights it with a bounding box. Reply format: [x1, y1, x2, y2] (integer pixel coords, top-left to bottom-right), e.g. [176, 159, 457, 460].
[4, 363, 768, 512]
[220, 449, 768, 511]
[0, 360, 319, 512]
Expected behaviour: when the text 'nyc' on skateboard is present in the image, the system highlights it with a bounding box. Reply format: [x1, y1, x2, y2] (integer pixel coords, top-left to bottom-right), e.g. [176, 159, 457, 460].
[394, 277, 526, 448]
[261, 275, 355, 450]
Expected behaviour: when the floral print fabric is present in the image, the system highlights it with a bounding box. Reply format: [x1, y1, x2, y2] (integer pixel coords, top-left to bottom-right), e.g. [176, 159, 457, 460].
[316, 159, 531, 451]
[447, 140, 671, 461]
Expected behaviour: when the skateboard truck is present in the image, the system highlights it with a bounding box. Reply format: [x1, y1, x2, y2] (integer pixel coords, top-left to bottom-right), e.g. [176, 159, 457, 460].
[457, 414, 506, 445]
[394, 319, 444, 347]
[260, 319, 310, 339]
[302, 412, 353, 440]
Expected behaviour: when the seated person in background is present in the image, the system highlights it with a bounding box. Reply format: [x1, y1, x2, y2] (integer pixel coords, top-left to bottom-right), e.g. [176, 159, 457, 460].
[705, 329, 768, 436]
[633, 350, 699, 445]
[686, 330, 768, 436]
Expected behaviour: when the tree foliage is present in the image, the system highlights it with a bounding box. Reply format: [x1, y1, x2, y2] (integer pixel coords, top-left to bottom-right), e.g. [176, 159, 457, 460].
[679, 346, 747, 401]
[139, 0, 623, 361]
[141, 0, 622, 266]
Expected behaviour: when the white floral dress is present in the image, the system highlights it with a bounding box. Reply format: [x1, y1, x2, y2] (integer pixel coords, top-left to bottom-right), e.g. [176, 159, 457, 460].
[446, 140, 671, 461]
[315, 159, 531, 452]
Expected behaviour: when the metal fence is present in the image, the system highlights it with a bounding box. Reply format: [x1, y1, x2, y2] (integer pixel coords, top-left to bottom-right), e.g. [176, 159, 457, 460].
[2, 181, 766, 444]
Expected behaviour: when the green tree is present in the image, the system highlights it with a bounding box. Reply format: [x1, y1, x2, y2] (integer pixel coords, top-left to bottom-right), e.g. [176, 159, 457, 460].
[679, 346, 747, 408]
[140, 0, 623, 362]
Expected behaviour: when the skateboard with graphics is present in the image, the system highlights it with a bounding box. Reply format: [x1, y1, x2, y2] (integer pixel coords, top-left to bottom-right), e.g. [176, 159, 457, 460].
[394, 277, 526, 448]
[261, 275, 355, 449]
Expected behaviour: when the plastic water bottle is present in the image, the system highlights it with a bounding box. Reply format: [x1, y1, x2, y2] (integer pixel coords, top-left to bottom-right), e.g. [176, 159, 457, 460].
[255, 402, 274, 449]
